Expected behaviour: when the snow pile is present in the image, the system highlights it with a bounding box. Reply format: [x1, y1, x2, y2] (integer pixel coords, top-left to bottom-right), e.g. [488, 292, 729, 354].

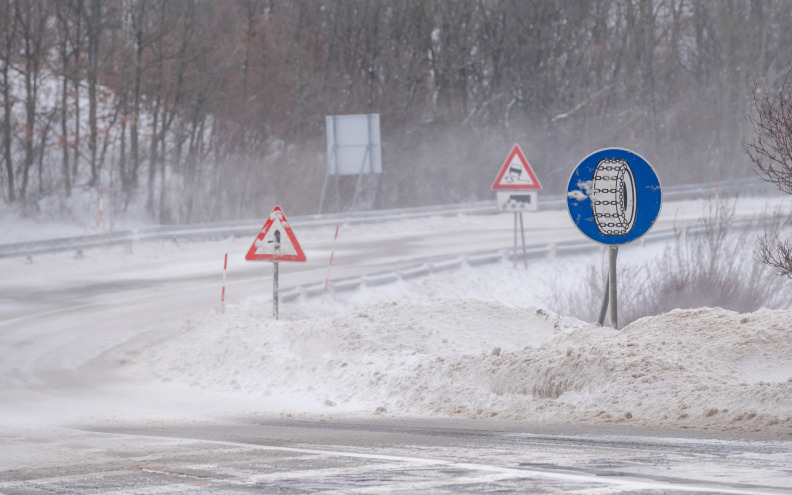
[123, 293, 578, 413]
[124, 278, 792, 435]
[478, 307, 792, 433]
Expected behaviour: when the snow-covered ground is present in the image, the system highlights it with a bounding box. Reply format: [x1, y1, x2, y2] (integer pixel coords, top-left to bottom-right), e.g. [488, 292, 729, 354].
[119, 258, 792, 436]
[1, 195, 791, 438]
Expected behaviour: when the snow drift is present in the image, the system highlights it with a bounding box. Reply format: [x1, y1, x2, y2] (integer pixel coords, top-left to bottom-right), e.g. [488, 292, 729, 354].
[124, 285, 792, 436]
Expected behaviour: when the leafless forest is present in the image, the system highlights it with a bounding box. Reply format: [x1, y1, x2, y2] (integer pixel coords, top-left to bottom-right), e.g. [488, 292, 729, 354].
[1, 0, 790, 223]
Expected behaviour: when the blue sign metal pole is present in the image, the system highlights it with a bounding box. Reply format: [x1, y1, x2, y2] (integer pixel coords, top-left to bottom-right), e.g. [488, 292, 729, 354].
[597, 277, 609, 326]
[608, 245, 618, 329]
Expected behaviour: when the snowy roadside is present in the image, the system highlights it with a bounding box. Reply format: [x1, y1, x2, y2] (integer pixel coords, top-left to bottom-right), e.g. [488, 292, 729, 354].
[2, 194, 790, 436]
[121, 258, 792, 437]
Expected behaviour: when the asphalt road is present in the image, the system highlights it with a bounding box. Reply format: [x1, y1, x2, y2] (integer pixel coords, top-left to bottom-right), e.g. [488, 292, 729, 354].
[2, 418, 791, 494]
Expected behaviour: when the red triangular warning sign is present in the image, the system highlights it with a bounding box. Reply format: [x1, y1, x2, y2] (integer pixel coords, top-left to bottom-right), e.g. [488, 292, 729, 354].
[491, 144, 542, 190]
[245, 206, 307, 262]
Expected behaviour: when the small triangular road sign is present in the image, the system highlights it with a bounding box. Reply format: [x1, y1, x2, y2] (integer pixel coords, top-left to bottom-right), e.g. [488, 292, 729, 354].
[491, 144, 542, 190]
[245, 206, 307, 262]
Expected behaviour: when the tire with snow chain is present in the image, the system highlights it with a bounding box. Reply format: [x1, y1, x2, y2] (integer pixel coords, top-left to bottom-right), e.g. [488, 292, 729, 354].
[591, 158, 637, 236]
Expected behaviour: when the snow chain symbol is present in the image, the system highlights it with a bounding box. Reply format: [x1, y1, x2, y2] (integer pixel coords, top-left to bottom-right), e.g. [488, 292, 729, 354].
[591, 159, 637, 236]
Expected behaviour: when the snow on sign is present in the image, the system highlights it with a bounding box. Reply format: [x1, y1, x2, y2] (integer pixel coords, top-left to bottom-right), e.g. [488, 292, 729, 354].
[567, 148, 662, 245]
[491, 144, 542, 190]
[245, 206, 306, 262]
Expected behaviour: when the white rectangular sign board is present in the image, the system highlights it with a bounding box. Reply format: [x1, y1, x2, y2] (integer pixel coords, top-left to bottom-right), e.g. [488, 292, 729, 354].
[326, 114, 382, 175]
[497, 191, 538, 212]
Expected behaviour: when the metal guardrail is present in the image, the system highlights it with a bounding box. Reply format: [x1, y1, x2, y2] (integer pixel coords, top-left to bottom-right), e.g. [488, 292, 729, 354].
[0, 178, 779, 260]
[294, 210, 780, 303]
[0, 201, 497, 259]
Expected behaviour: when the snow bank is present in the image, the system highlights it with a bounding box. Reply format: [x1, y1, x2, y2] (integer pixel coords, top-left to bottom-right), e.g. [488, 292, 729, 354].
[477, 307, 792, 434]
[124, 277, 792, 436]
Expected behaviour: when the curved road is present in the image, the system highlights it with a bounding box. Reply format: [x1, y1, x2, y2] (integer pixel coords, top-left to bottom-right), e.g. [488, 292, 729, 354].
[1, 201, 791, 493]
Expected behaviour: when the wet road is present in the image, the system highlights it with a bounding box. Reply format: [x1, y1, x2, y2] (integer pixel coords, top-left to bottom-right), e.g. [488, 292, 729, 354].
[2, 418, 791, 494]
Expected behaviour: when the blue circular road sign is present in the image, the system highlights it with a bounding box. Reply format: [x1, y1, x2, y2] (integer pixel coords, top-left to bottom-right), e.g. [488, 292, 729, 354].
[567, 148, 661, 245]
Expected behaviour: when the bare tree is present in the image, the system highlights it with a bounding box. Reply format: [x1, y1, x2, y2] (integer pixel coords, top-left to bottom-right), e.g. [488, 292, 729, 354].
[745, 68, 792, 276]
[0, 0, 17, 202]
[129, 0, 150, 193]
[84, 0, 101, 186]
[16, 0, 52, 205]
[71, 0, 82, 182]
[156, 1, 199, 223]
[55, 0, 72, 197]
[5, 0, 792, 221]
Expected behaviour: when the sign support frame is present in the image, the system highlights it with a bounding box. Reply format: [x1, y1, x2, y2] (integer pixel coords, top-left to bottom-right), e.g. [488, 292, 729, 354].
[594, 246, 619, 328]
[596, 246, 619, 329]
[273, 261, 279, 319]
[512, 212, 528, 268]
[519, 212, 527, 268]
[271, 230, 281, 320]
[609, 246, 618, 329]
[513, 213, 518, 268]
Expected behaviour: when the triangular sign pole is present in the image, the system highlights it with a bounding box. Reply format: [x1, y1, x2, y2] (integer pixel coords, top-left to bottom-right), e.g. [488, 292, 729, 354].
[245, 206, 306, 320]
[491, 144, 542, 190]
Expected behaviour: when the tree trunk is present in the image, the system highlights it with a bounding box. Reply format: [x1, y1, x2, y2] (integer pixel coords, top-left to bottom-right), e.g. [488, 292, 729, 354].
[18, 0, 39, 204]
[1, 21, 14, 202]
[146, 83, 160, 216]
[130, 8, 144, 190]
[37, 109, 55, 194]
[145, 0, 167, 218]
[86, 0, 100, 186]
[72, 0, 82, 181]
[118, 0, 132, 198]
[56, 0, 71, 197]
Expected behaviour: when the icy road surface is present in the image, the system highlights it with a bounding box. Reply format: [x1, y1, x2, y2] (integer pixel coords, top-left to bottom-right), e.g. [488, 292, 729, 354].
[3, 420, 792, 494]
[1, 197, 791, 493]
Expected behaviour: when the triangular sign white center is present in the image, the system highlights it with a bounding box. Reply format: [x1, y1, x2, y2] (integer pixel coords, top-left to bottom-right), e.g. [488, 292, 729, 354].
[245, 206, 306, 262]
[492, 144, 542, 190]
[253, 217, 298, 256]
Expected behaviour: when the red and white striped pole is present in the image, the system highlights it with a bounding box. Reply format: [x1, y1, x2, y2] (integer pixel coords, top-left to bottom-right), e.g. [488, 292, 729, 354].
[221, 253, 228, 313]
[98, 187, 104, 231]
[322, 226, 340, 303]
